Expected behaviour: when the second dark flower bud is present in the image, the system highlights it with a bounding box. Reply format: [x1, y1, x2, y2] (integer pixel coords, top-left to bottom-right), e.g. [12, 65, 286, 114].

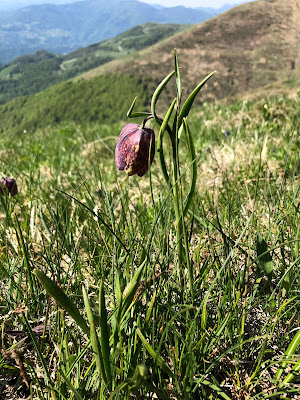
[0, 177, 18, 196]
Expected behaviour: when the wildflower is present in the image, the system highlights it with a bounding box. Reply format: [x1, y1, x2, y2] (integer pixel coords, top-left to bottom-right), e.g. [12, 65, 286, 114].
[115, 123, 155, 177]
[0, 177, 18, 196]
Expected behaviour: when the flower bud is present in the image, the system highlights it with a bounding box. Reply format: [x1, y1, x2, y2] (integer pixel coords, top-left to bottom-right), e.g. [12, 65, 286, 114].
[115, 123, 155, 177]
[0, 177, 18, 196]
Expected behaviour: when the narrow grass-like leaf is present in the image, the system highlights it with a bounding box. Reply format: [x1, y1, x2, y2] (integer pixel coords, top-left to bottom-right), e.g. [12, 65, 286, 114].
[108, 382, 128, 400]
[23, 314, 55, 395]
[82, 286, 108, 387]
[281, 360, 300, 385]
[58, 190, 131, 258]
[174, 49, 181, 105]
[15, 216, 35, 296]
[276, 328, 300, 383]
[127, 96, 151, 118]
[99, 280, 112, 385]
[60, 371, 83, 400]
[127, 96, 137, 117]
[115, 269, 122, 306]
[201, 292, 209, 332]
[256, 235, 273, 279]
[136, 327, 174, 378]
[177, 70, 216, 129]
[121, 260, 147, 317]
[145, 292, 156, 324]
[151, 70, 175, 126]
[294, 225, 300, 259]
[33, 269, 89, 336]
[157, 97, 176, 147]
[66, 342, 90, 378]
[201, 379, 231, 400]
[182, 118, 197, 217]
[130, 112, 152, 118]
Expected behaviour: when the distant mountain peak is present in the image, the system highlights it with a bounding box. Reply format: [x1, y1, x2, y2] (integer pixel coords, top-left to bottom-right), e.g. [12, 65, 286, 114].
[0, 0, 220, 64]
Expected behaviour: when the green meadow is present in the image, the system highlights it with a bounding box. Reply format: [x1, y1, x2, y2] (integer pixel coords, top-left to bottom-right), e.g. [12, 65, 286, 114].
[0, 75, 299, 399]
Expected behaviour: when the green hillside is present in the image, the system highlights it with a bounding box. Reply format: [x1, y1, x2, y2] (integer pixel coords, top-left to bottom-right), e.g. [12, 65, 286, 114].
[0, 73, 153, 135]
[0, 23, 184, 104]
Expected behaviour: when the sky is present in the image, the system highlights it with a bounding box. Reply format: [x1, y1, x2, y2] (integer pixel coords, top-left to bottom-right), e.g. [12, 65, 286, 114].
[140, 0, 256, 7]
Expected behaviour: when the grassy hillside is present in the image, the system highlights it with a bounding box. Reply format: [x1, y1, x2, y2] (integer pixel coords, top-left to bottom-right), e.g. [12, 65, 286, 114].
[0, 73, 154, 135]
[0, 90, 299, 398]
[0, 23, 184, 104]
[81, 0, 300, 104]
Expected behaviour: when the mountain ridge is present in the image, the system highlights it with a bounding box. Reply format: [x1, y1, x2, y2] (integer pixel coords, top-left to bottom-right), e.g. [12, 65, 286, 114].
[0, 0, 219, 64]
[0, 23, 185, 104]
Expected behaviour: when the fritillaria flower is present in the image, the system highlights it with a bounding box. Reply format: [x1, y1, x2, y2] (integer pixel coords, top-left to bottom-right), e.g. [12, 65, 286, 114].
[0, 177, 18, 196]
[115, 123, 155, 177]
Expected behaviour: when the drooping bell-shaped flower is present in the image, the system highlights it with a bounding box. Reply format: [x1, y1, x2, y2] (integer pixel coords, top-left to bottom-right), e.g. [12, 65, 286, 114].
[115, 123, 155, 177]
[0, 177, 18, 196]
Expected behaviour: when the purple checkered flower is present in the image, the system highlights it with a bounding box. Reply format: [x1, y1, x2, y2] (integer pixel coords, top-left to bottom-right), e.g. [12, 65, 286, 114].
[115, 123, 155, 177]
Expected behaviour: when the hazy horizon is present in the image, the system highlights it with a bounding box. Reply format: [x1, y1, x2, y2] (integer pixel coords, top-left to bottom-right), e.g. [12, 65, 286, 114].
[140, 0, 256, 7]
[0, 0, 256, 11]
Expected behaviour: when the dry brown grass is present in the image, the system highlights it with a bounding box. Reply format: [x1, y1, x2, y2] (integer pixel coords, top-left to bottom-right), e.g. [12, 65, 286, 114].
[79, 0, 300, 105]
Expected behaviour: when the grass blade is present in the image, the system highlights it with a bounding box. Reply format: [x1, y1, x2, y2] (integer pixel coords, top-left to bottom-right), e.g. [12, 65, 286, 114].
[23, 314, 55, 396]
[99, 280, 112, 385]
[15, 216, 35, 296]
[82, 286, 108, 388]
[121, 260, 147, 317]
[276, 328, 300, 383]
[201, 379, 232, 400]
[60, 371, 83, 400]
[33, 269, 89, 336]
[136, 327, 174, 378]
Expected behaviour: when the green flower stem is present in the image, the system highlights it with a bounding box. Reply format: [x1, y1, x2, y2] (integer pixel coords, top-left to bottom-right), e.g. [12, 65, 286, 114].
[157, 98, 177, 187]
[127, 52, 214, 292]
[141, 112, 174, 187]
